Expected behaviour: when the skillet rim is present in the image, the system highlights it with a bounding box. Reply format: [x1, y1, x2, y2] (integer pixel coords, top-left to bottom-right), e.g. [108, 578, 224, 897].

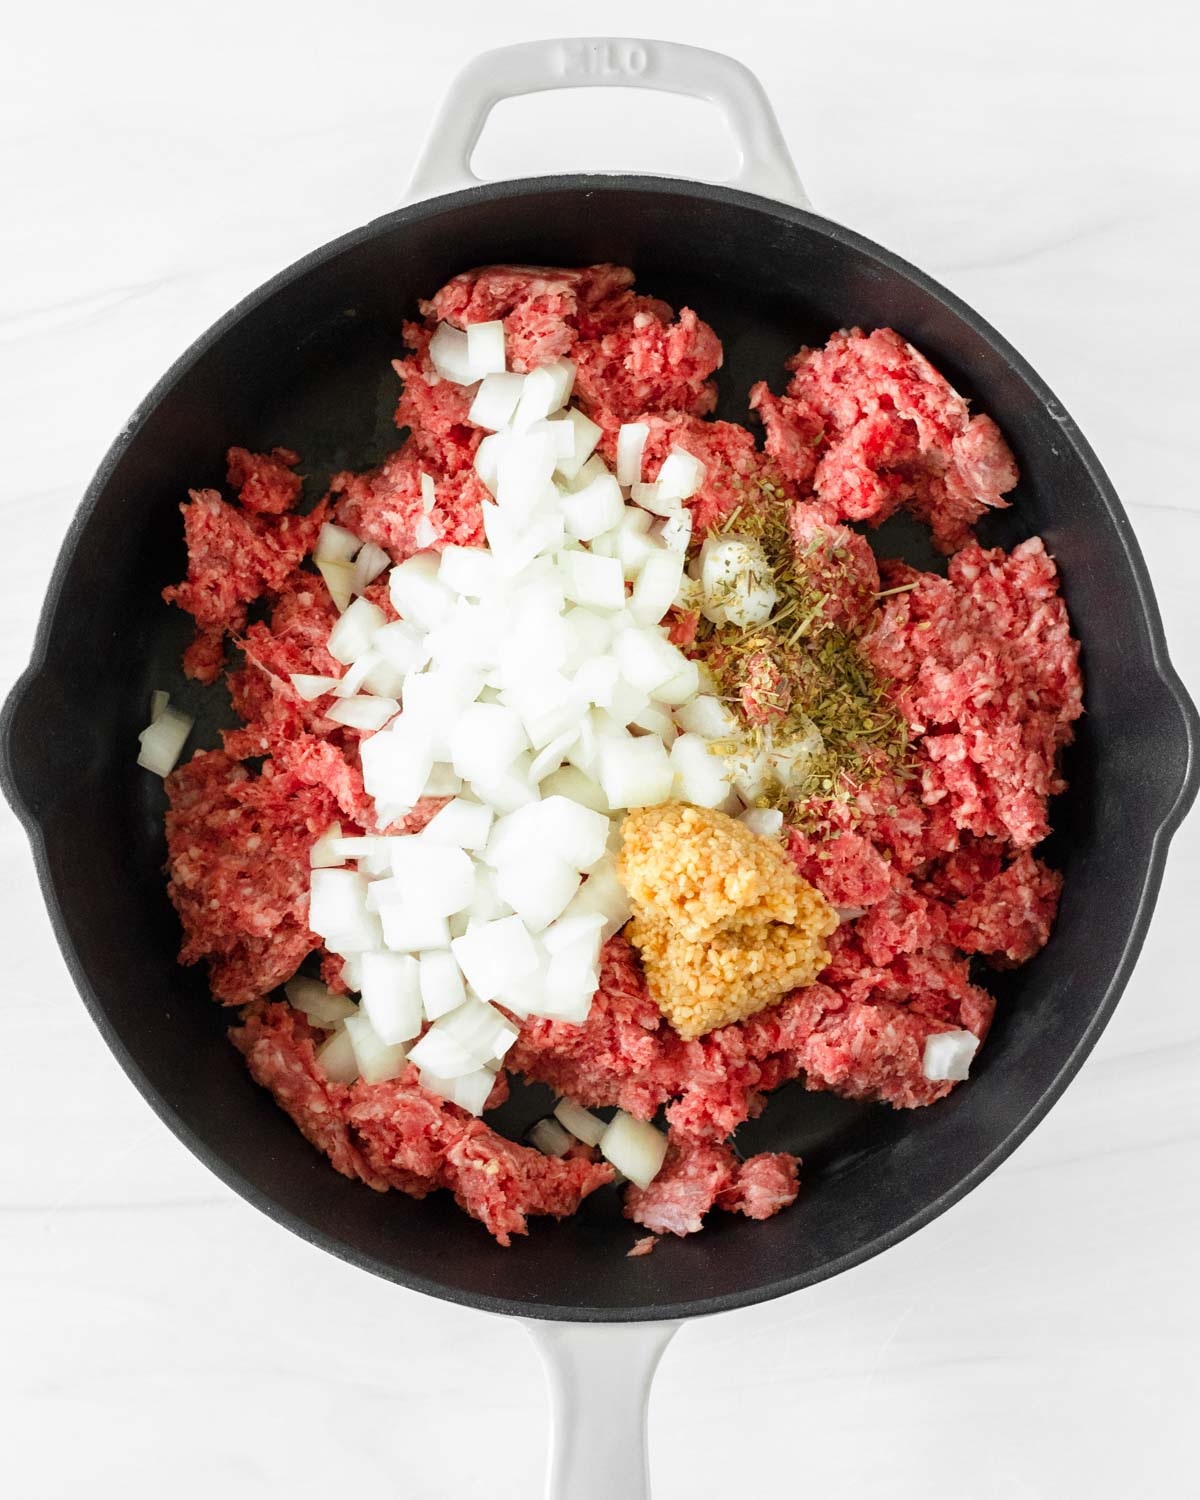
[2, 174, 1197, 1322]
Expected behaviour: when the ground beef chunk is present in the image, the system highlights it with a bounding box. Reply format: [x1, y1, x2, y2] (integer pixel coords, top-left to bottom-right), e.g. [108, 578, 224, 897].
[780, 984, 969, 1109]
[862, 539, 1082, 848]
[718, 1152, 801, 1221]
[751, 327, 1019, 551]
[331, 441, 488, 561]
[596, 412, 784, 532]
[231, 1000, 389, 1188]
[231, 1002, 613, 1245]
[624, 1139, 800, 1235]
[225, 446, 303, 515]
[572, 291, 722, 423]
[939, 850, 1063, 965]
[162, 488, 328, 683]
[624, 1139, 738, 1236]
[426, 262, 635, 371]
[164, 751, 333, 1004]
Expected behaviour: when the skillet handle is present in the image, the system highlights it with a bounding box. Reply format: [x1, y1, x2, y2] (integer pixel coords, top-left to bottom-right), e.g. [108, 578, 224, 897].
[407, 38, 808, 208]
[524, 1318, 680, 1500]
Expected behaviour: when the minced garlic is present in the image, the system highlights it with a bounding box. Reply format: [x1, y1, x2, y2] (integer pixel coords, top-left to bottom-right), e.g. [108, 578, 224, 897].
[617, 804, 836, 1040]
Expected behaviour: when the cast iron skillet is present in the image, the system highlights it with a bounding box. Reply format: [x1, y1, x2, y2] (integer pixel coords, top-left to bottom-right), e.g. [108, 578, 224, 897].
[2, 38, 1197, 1497]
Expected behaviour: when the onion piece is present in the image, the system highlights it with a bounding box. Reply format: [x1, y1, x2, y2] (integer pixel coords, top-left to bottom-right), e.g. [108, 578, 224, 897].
[137, 705, 193, 777]
[550, 408, 602, 482]
[359, 950, 423, 1044]
[328, 596, 387, 664]
[318, 557, 357, 613]
[284, 977, 357, 1027]
[429, 322, 476, 384]
[553, 1098, 607, 1147]
[514, 359, 575, 427]
[376, 895, 452, 952]
[616, 422, 650, 486]
[561, 472, 624, 542]
[740, 807, 785, 838]
[408, 1023, 481, 1080]
[659, 509, 694, 553]
[629, 550, 686, 626]
[149, 689, 169, 722]
[599, 1111, 668, 1189]
[451, 914, 539, 1002]
[419, 1066, 496, 1115]
[435, 995, 519, 1065]
[325, 695, 399, 732]
[529, 1117, 574, 1156]
[559, 551, 625, 611]
[308, 868, 382, 952]
[329, 653, 378, 698]
[469, 371, 525, 431]
[670, 732, 731, 808]
[290, 673, 340, 702]
[438, 544, 497, 598]
[419, 797, 494, 851]
[352, 541, 391, 595]
[387, 841, 476, 915]
[316, 1027, 359, 1085]
[310, 823, 344, 869]
[344, 1012, 409, 1085]
[699, 535, 778, 629]
[466, 319, 507, 378]
[655, 446, 706, 502]
[922, 1030, 980, 1082]
[630, 482, 681, 518]
[418, 949, 468, 1020]
[389, 553, 453, 630]
[314, 522, 361, 564]
[419, 471, 437, 514]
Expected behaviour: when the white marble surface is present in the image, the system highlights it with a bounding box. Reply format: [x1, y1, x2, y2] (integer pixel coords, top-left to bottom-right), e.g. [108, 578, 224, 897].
[2, 2, 1198, 1495]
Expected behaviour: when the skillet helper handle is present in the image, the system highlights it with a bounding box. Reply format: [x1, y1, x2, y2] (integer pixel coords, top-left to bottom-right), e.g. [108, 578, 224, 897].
[525, 1319, 680, 1500]
[407, 37, 808, 208]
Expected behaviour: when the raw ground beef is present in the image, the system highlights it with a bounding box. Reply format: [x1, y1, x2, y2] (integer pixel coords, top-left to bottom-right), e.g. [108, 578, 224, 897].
[232, 1002, 612, 1244]
[750, 327, 1019, 553]
[160, 263, 1082, 1245]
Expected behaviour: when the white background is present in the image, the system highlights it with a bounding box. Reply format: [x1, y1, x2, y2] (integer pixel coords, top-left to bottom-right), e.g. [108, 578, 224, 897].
[2, 2, 1198, 1495]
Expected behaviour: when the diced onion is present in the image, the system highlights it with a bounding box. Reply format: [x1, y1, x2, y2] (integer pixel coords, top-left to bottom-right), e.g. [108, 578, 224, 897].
[310, 822, 345, 868]
[922, 1030, 980, 1082]
[316, 1027, 359, 1085]
[284, 976, 358, 1027]
[314, 522, 361, 564]
[469, 371, 525, 431]
[655, 446, 706, 503]
[429, 322, 476, 384]
[344, 1012, 409, 1084]
[328, 597, 387, 664]
[318, 557, 357, 613]
[616, 423, 650, 486]
[553, 1098, 607, 1147]
[419, 1066, 496, 1115]
[352, 541, 391, 595]
[739, 807, 785, 838]
[599, 1110, 668, 1188]
[325, 695, 399, 731]
[529, 1117, 574, 1156]
[290, 673, 341, 701]
[515, 359, 575, 427]
[137, 705, 193, 777]
[466, 319, 507, 378]
[149, 689, 169, 721]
